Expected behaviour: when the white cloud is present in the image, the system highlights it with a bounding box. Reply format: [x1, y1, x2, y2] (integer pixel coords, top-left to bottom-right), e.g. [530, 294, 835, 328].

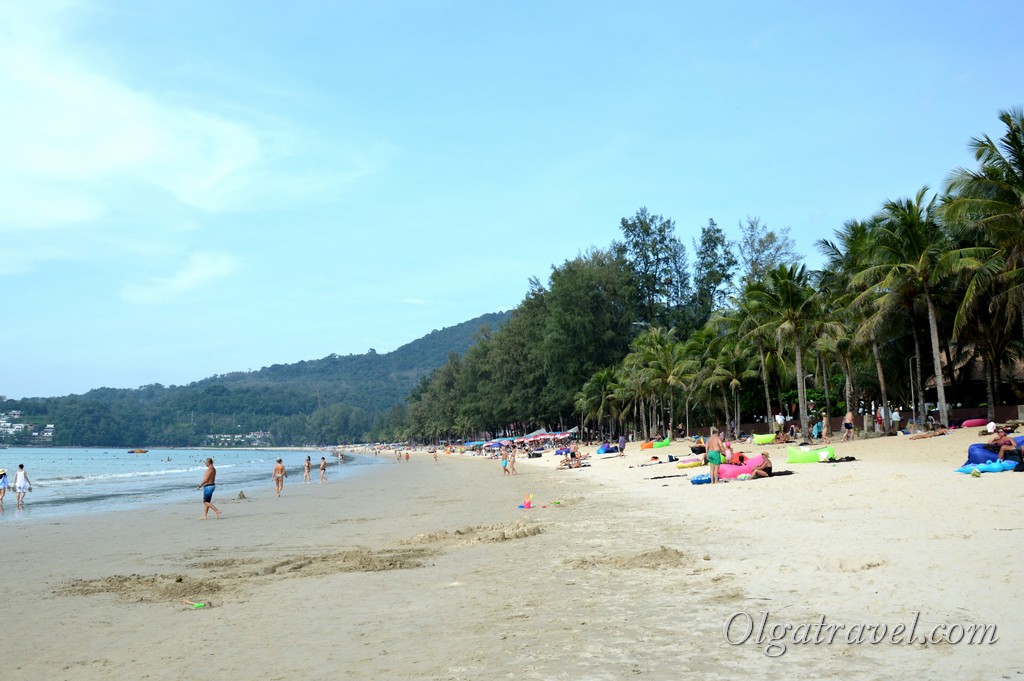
[120, 252, 239, 304]
[0, 5, 264, 231]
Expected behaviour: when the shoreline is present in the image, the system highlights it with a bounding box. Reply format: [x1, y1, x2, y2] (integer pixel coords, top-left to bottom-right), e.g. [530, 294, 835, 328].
[2, 430, 1022, 678]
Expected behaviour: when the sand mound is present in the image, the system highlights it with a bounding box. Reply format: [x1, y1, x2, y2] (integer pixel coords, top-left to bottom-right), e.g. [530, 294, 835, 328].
[256, 547, 434, 576]
[61, 574, 223, 603]
[564, 545, 692, 570]
[400, 521, 544, 546]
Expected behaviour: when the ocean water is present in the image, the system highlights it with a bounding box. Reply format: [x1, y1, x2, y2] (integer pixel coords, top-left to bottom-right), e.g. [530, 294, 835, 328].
[0, 447, 377, 522]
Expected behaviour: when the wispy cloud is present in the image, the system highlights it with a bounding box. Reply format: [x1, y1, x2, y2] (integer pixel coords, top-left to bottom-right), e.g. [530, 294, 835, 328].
[0, 4, 264, 231]
[0, 1, 390, 266]
[120, 252, 239, 304]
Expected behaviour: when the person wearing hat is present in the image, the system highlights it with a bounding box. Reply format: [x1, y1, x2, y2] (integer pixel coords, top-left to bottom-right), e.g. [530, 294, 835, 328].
[0, 468, 8, 503]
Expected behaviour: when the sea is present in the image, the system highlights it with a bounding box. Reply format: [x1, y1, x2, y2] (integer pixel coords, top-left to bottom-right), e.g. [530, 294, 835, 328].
[0, 447, 379, 522]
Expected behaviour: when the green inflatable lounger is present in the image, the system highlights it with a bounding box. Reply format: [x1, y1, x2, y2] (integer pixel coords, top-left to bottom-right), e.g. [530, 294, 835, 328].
[652, 437, 672, 448]
[752, 433, 776, 445]
[786, 445, 835, 464]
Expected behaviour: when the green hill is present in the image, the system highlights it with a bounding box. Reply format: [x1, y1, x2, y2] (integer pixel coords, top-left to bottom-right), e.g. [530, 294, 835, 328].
[2, 311, 511, 447]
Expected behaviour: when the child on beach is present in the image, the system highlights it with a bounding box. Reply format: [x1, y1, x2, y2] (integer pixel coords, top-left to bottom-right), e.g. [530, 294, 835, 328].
[706, 428, 723, 485]
[0, 468, 7, 504]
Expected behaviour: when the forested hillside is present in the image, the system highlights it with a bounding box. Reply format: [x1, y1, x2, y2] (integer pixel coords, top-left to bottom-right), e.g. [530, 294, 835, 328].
[1, 311, 510, 447]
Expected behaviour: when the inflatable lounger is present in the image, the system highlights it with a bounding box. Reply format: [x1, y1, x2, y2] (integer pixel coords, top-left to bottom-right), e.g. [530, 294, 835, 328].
[596, 444, 619, 455]
[752, 433, 776, 445]
[786, 445, 835, 464]
[960, 418, 988, 428]
[719, 454, 764, 479]
[676, 457, 703, 469]
[965, 435, 1024, 465]
[957, 460, 1017, 474]
[640, 441, 655, 450]
[652, 437, 672, 448]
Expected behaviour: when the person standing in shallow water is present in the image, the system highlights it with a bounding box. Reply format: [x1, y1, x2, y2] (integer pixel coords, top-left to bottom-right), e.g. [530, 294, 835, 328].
[196, 458, 220, 520]
[14, 464, 31, 506]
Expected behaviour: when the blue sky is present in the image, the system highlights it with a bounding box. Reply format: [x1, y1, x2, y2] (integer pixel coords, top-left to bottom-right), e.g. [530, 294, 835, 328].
[2, 0, 1021, 399]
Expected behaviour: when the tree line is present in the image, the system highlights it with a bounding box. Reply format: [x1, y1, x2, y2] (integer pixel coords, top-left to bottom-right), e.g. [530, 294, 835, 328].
[394, 108, 1024, 443]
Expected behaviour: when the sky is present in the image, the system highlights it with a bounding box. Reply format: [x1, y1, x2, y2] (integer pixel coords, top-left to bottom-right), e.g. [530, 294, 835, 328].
[2, 0, 1022, 399]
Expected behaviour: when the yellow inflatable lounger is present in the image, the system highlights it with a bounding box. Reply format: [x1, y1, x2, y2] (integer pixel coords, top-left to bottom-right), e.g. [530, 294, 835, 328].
[752, 433, 776, 445]
[786, 445, 835, 464]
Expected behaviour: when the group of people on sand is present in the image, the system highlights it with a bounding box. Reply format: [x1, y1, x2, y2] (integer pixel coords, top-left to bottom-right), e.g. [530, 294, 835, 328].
[194, 454, 334, 520]
[501, 449, 518, 475]
[557, 441, 591, 469]
[704, 427, 773, 484]
[276, 456, 329, 495]
[0, 464, 32, 508]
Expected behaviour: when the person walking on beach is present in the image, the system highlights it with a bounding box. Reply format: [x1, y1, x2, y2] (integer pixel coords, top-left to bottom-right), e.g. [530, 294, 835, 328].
[0, 468, 8, 505]
[501, 450, 510, 475]
[14, 464, 31, 506]
[841, 410, 855, 442]
[196, 458, 221, 520]
[303, 456, 312, 484]
[618, 433, 626, 457]
[273, 458, 287, 497]
[508, 449, 517, 475]
[706, 428, 723, 485]
[319, 456, 328, 483]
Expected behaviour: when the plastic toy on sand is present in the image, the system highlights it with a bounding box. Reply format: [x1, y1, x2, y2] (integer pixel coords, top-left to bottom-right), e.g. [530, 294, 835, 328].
[518, 493, 534, 509]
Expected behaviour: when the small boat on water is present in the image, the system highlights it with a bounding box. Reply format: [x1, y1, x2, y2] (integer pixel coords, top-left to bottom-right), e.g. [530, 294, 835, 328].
[128, 449, 149, 454]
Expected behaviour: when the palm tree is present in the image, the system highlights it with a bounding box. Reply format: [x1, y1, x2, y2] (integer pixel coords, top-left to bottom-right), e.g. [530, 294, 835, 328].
[854, 188, 961, 427]
[640, 329, 686, 440]
[746, 264, 819, 439]
[942, 108, 1024, 380]
[575, 367, 618, 438]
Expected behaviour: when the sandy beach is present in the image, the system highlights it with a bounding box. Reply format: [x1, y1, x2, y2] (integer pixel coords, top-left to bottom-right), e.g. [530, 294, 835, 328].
[2, 430, 1022, 680]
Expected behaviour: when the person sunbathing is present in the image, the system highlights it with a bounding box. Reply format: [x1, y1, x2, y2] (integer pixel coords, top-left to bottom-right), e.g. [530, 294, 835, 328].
[908, 427, 948, 440]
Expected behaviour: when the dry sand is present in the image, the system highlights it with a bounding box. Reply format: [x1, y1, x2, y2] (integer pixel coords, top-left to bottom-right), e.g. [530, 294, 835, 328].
[1, 429, 1022, 680]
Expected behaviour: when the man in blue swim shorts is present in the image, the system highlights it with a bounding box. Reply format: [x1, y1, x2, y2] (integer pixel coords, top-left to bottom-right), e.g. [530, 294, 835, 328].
[196, 457, 221, 520]
[706, 427, 724, 484]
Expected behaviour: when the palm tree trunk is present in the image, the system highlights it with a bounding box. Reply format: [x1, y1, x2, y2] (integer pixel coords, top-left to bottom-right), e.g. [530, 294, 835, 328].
[984, 356, 996, 422]
[795, 343, 808, 439]
[684, 393, 690, 438]
[734, 389, 742, 440]
[906, 318, 925, 430]
[720, 387, 731, 434]
[870, 331, 891, 434]
[668, 394, 675, 441]
[924, 291, 949, 427]
[639, 397, 648, 444]
[758, 344, 772, 433]
[821, 354, 832, 424]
